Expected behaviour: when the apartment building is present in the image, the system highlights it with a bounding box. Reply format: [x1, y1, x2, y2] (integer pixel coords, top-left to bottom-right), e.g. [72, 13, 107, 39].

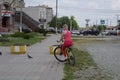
[17, 5, 53, 29]
[0, 0, 53, 31]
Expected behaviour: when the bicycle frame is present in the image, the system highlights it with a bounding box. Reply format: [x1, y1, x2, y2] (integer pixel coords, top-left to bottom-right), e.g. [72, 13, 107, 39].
[56, 40, 72, 57]
[54, 40, 75, 66]
[65, 47, 72, 58]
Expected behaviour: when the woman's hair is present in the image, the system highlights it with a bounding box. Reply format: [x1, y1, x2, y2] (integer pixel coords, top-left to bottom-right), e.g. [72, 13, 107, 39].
[63, 24, 68, 29]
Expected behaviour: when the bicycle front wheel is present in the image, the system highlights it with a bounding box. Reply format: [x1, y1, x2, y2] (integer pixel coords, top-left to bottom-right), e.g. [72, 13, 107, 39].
[54, 46, 67, 62]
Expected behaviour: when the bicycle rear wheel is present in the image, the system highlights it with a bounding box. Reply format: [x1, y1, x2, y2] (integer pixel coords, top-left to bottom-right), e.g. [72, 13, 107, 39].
[67, 48, 75, 66]
[54, 46, 67, 62]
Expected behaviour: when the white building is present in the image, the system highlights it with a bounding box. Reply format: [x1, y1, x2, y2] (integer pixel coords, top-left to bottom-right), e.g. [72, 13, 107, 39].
[17, 5, 53, 29]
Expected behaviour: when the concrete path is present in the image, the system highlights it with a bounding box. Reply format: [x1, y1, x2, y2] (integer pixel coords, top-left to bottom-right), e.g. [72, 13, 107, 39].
[0, 34, 64, 80]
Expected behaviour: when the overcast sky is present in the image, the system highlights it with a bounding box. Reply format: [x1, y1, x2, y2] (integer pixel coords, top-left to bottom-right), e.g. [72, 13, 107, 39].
[24, 0, 120, 27]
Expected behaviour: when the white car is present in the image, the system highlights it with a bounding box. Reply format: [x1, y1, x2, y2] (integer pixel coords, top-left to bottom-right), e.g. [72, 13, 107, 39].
[102, 30, 109, 35]
[71, 30, 80, 35]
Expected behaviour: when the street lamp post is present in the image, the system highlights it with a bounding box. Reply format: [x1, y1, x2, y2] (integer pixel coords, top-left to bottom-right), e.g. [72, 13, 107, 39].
[13, 8, 16, 32]
[85, 19, 90, 27]
[19, 0, 23, 32]
[56, 0, 58, 33]
[70, 19, 72, 31]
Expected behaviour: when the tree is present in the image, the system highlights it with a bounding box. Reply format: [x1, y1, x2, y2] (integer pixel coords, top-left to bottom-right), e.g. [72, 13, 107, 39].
[48, 16, 57, 28]
[97, 25, 107, 32]
[70, 16, 78, 30]
[48, 16, 79, 30]
[58, 16, 70, 29]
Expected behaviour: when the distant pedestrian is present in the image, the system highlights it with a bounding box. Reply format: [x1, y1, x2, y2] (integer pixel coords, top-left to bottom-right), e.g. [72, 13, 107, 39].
[60, 26, 64, 33]
[13, 8, 16, 15]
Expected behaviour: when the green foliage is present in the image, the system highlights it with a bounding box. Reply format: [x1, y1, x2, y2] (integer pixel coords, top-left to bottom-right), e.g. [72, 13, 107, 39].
[35, 28, 47, 34]
[11, 32, 36, 39]
[49, 16, 57, 28]
[0, 32, 45, 46]
[63, 48, 112, 80]
[70, 16, 79, 30]
[97, 25, 107, 32]
[0, 38, 10, 42]
[1, 34, 11, 38]
[23, 34, 31, 39]
[33, 27, 40, 32]
[11, 32, 25, 37]
[49, 16, 79, 30]
[32, 28, 48, 36]
[0, 34, 10, 43]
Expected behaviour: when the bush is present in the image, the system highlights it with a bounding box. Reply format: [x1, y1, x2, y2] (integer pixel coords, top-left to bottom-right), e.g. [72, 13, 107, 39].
[23, 34, 30, 39]
[27, 32, 36, 37]
[11, 32, 25, 37]
[0, 38, 10, 42]
[35, 29, 45, 33]
[11, 32, 31, 39]
[2, 34, 11, 38]
[35, 29, 47, 36]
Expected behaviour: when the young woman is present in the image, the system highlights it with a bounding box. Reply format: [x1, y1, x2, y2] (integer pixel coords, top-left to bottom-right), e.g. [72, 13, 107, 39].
[60, 24, 73, 59]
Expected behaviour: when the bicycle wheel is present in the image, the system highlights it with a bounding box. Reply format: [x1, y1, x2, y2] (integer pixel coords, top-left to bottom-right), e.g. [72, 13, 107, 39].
[54, 46, 67, 62]
[67, 48, 75, 66]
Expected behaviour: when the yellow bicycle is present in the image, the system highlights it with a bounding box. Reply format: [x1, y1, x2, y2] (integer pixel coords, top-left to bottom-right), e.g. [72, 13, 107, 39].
[54, 40, 75, 66]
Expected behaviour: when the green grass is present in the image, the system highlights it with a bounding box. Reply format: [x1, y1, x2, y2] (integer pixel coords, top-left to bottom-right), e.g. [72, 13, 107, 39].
[63, 48, 112, 80]
[63, 38, 112, 80]
[63, 48, 96, 80]
[0, 33, 46, 46]
[71, 35, 103, 38]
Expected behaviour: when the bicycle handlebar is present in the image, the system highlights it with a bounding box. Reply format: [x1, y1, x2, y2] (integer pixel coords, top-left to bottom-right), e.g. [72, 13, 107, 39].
[56, 40, 64, 45]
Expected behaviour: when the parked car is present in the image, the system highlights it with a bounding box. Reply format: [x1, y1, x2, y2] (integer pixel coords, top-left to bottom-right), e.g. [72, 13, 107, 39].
[108, 30, 117, 35]
[71, 30, 80, 35]
[18, 27, 32, 33]
[117, 30, 120, 35]
[46, 27, 56, 33]
[81, 30, 99, 36]
[102, 30, 117, 35]
[22, 28, 32, 33]
[102, 30, 109, 35]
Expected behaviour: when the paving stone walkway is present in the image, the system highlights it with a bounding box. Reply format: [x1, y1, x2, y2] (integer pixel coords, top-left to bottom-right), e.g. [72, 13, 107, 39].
[0, 34, 64, 80]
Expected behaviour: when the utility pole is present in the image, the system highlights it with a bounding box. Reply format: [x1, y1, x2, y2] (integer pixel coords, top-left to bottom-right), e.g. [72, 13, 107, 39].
[106, 19, 108, 27]
[19, 0, 22, 32]
[55, 0, 58, 33]
[116, 14, 120, 35]
[96, 20, 98, 26]
[70, 18, 72, 31]
[110, 21, 112, 27]
[116, 14, 120, 30]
